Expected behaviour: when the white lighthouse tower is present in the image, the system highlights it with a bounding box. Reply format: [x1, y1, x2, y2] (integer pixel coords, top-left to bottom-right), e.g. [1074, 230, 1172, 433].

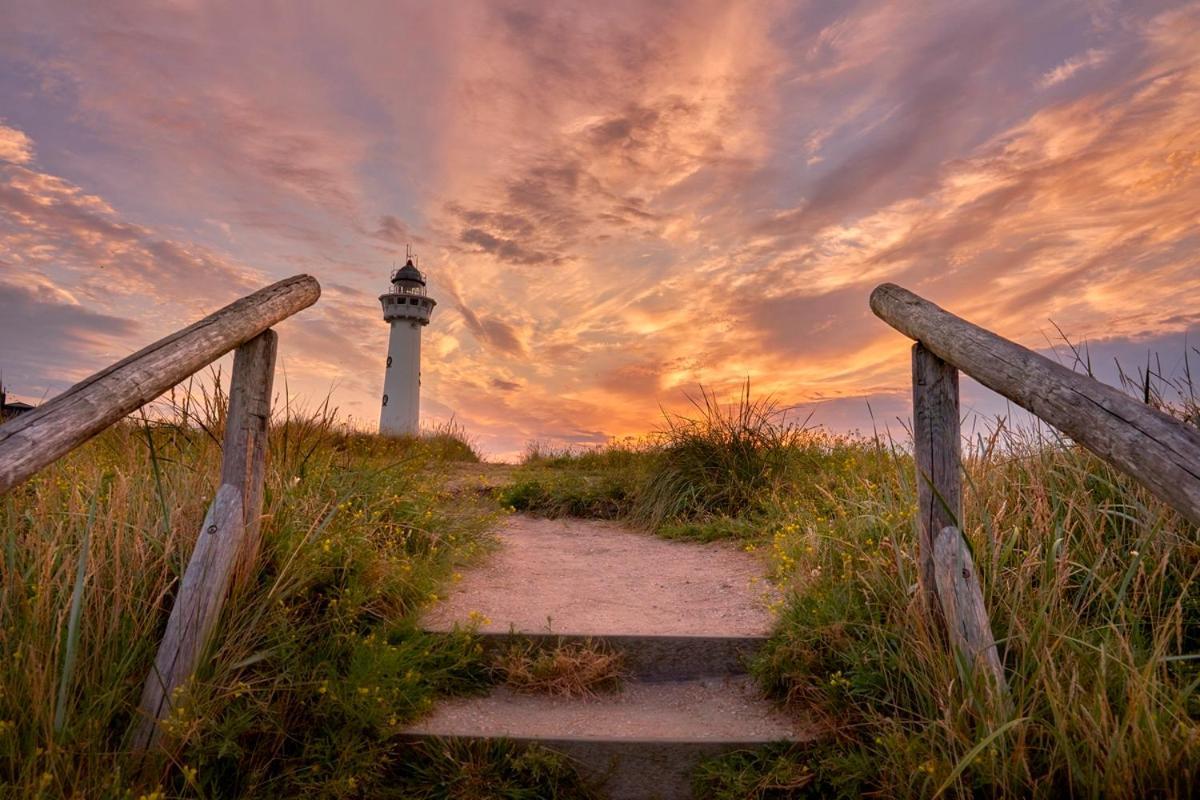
[379, 255, 436, 436]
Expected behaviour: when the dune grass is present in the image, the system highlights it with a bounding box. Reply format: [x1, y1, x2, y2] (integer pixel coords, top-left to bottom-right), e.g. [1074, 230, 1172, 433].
[497, 384, 1200, 798]
[743, 423, 1199, 798]
[0, 386, 501, 799]
[632, 383, 810, 531]
[498, 441, 648, 521]
[5, 368, 1196, 797]
[498, 384, 871, 544]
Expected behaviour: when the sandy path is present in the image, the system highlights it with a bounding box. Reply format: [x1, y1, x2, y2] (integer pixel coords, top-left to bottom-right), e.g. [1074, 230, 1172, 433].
[423, 514, 776, 636]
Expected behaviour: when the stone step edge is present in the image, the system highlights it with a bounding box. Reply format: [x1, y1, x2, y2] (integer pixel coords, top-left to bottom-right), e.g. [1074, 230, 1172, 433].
[395, 733, 809, 800]
[396, 731, 800, 746]
[425, 630, 770, 680]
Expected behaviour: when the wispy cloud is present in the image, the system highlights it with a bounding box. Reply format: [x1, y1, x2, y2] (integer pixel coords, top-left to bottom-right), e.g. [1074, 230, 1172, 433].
[0, 162, 260, 306]
[0, 274, 139, 397]
[1039, 48, 1109, 88]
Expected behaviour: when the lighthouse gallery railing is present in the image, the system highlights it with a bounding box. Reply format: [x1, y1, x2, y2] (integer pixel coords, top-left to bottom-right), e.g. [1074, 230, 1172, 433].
[0, 274, 321, 752]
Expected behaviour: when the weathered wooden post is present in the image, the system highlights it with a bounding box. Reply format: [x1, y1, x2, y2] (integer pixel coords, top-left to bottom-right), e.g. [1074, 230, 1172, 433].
[867, 281, 1200, 710]
[912, 342, 962, 617]
[934, 525, 1010, 705]
[0, 275, 318, 752]
[220, 330, 277, 591]
[132, 330, 277, 752]
[913, 343, 1011, 708]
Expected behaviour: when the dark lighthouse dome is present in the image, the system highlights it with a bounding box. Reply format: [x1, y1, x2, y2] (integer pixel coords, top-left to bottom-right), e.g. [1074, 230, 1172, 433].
[393, 258, 425, 286]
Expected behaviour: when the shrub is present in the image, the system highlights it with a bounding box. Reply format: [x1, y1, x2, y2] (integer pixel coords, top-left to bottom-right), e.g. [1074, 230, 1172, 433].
[384, 739, 601, 800]
[693, 742, 870, 800]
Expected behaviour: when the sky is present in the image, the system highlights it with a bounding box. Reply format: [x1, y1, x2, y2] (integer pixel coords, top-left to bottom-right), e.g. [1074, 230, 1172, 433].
[1, 0, 1198, 459]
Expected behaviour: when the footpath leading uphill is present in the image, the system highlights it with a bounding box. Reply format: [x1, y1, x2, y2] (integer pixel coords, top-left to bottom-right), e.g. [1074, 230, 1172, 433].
[403, 514, 813, 800]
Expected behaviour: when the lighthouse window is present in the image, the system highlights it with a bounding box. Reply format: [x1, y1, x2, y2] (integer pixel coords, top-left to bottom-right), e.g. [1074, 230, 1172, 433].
[382, 394, 389, 406]
[386, 356, 392, 368]
[408, 298, 418, 305]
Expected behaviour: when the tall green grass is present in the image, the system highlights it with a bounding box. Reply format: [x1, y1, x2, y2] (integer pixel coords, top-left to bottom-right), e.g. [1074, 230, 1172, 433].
[746, 422, 1198, 797]
[632, 382, 810, 531]
[0, 385, 495, 798]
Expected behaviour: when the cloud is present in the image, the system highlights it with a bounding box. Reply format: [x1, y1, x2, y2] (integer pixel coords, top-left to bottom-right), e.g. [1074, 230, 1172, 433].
[454, 300, 527, 358]
[369, 215, 416, 246]
[0, 163, 261, 306]
[2, 0, 1198, 459]
[490, 377, 521, 392]
[459, 226, 557, 265]
[0, 275, 140, 395]
[1039, 48, 1109, 88]
[413, 1, 1200, 455]
[0, 122, 34, 164]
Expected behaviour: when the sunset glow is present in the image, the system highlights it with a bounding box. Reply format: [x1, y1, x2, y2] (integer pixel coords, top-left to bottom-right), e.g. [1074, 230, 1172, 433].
[3, 1, 1199, 457]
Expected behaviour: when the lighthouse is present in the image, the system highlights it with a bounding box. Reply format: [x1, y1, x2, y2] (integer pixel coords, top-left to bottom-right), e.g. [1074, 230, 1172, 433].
[379, 256, 436, 436]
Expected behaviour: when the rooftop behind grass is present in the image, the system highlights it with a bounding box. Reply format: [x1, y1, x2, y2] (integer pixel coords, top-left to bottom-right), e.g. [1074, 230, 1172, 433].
[498, 380, 1200, 798]
[0, 385, 498, 799]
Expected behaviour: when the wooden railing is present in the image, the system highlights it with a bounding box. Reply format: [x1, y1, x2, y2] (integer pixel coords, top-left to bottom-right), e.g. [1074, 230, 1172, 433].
[871, 282, 1200, 702]
[0, 274, 321, 750]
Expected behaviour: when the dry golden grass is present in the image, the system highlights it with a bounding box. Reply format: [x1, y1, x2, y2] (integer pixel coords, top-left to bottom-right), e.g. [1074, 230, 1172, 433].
[490, 638, 626, 698]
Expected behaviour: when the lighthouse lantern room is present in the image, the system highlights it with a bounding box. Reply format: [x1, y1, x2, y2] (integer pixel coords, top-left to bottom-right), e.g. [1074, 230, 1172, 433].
[379, 255, 436, 436]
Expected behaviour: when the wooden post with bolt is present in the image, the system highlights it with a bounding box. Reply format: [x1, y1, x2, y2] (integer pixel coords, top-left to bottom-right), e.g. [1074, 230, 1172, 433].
[132, 330, 278, 752]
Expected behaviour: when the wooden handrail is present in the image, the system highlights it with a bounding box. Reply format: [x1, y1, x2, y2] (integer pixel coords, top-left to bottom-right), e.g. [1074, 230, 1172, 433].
[0, 274, 320, 754]
[872, 282, 1200, 705]
[871, 282, 1200, 526]
[0, 274, 320, 495]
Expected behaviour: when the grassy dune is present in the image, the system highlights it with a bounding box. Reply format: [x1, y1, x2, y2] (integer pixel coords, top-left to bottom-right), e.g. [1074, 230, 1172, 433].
[0, 390, 520, 799]
[500, 388, 1200, 798]
[4, 375, 1197, 798]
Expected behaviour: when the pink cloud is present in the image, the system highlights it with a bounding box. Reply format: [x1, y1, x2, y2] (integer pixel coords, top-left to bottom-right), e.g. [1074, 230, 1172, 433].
[0, 122, 34, 164]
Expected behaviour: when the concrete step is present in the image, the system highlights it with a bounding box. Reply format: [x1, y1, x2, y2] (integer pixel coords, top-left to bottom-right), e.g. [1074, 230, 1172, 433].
[401, 676, 812, 800]
[468, 630, 768, 681]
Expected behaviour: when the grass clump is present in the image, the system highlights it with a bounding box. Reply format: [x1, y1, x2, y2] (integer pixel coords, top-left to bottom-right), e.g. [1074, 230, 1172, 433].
[491, 638, 626, 698]
[497, 383, 850, 543]
[0, 384, 497, 798]
[384, 739, 601, 800]
[693, 742, 869, 799]
[496, 442, 646, 519]
[416, 419, 484, 463]
[632, 382, 809, 530]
